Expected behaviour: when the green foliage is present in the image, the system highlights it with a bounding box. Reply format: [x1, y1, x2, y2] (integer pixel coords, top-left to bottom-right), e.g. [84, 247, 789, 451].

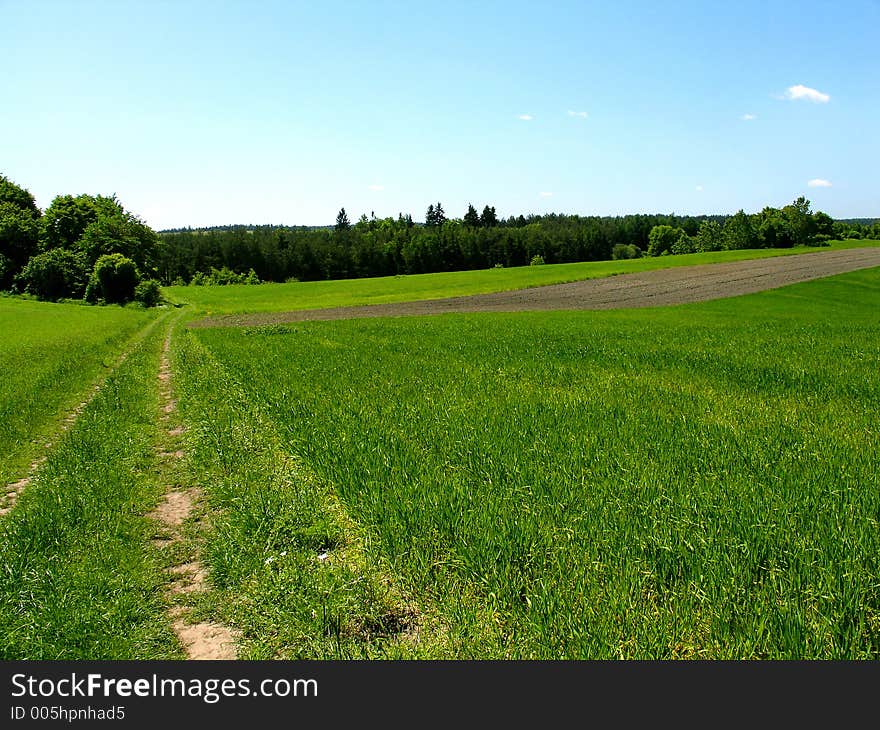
[335, 208, 350, 232]
[134, 278, 163, 307]
[694, 220, 724, 252]
[0, 175, 41, 287]
[154, 200, 844, 285]
[670, 231, 696, 255]
[77, 210, 158, 273]
[611, 243, 642, 260]
[425, 202, 446, 227]
[480, 205, 498, 228]
[757, 207, 794, 249]
[463, 204, 480, 227]
[0, 201, 40, 286]
[165, 240, 880, 316]
[723, 210, 759, 250]
[783, 196, 817, 247]
[647, 225, 683, 256]
[19, 248, 89, 301]
[0, 173, 40, 217]
[529, 254, 545, 266]
[88, 253, 140, 304]
[41, 194, 121, 251]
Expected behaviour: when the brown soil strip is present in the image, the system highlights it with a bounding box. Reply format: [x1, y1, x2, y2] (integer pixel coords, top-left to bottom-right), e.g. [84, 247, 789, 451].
[151, 327, 239, 660]
[191, 248, 880, 328]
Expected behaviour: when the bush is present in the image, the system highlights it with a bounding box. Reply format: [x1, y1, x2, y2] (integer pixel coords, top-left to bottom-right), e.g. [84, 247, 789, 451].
[18, 248, 88, 301]
[87, 253, 139, 304]
[611, 243, 641, 260]
[134, 279, 163, 307]
[530, 254, 545, 266]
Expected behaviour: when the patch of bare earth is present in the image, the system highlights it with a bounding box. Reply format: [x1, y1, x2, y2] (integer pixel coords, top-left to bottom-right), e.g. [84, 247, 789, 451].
[151, 329, 239, 660]
[191, 248, 880, 328]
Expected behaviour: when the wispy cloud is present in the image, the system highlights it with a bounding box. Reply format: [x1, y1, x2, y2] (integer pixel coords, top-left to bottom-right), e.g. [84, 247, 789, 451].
[741, 113, 757, 121]
[567, 110, 588, 118]
[517, 114, 533, 121]
[539, 191, 553, 197]
[367, 184, 384, 191]
[807, 178, 832, 188]
[695, 185, 704, 192]
[782, 84, 830, 103]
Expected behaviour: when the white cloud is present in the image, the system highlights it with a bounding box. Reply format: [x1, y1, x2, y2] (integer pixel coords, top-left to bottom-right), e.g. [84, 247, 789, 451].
[807, 178, 832, 188]
[567, 110, 589, 118]
[741, 113, 757, 121]
[539, 191, 553, 197]
[783, 84, 830, 103]
[695, 185, 704, 192]
[367, 184, 384, 191]
[517, 114, 533, 121]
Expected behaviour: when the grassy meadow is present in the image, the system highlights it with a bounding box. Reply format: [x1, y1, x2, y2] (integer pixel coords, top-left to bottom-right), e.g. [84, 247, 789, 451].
[0, 316, 180, 658]
[184, 268, 880, 658]
[164, 239, 880, 315]
[2, 248, 878, 659]
[0, 297, 157, 486]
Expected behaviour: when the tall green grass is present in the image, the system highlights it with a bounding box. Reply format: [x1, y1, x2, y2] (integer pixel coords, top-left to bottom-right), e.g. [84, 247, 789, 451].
[192, 268, 880, 658]
[0, 317, 180, 659]
[165, 239, 879, 315]
[0, 298, 157, 486]
[170, 329, 449, 658]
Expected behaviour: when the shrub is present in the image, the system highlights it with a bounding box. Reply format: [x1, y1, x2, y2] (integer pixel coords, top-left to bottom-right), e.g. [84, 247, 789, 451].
[530, 254, 545, 266]
[611, 243, 641, 260]
[18, 248, 88, 301]
[134, 278, 163, 307]
[88, 253, 140, 304]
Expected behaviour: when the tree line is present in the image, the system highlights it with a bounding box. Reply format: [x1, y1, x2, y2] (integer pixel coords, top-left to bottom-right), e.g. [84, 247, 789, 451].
[157, 198, 877, 286]
[2, 170, 877, 300]
[0, 174, 162, 305]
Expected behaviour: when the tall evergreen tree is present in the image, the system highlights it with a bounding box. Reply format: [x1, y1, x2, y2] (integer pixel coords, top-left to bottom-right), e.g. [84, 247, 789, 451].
[480, 205, 498, 228]
[434, 202, 446, 226]
[335, 207, 350, 231]
[464, 204, 480, 227]
[425, 204, 436, 226]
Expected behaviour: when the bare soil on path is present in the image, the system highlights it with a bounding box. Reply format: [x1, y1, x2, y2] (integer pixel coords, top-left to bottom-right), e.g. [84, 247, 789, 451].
[192, 248, 880, 328]
[150, 325, 239, 660]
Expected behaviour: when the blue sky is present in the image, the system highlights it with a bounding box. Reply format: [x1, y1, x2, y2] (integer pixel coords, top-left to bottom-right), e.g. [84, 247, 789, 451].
[2, 0, 877, 228]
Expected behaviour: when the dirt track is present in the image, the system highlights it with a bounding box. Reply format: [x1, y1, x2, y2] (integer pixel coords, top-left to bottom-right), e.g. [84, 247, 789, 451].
[193, 248, 880, 328]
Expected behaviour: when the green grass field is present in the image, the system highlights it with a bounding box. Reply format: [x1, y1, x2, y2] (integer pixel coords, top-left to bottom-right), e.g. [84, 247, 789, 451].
[0, 317, 180, 659]
[0, 298, 157, 487]
[184, 268, 880, 658]
[164, 239, 880, 315]
[2, 252, 878, 659]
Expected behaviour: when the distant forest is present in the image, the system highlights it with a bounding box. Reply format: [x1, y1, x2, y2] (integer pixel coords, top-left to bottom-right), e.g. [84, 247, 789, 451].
[3, 168, 878, 301]
[156, 200, 879, 285]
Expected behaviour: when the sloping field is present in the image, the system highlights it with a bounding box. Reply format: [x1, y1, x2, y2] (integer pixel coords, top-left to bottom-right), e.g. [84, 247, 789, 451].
[169, 240, 880, 317]
[192, 247, 880, 327]
[0, 299, 157, 491]
[181, 268, 880, 658]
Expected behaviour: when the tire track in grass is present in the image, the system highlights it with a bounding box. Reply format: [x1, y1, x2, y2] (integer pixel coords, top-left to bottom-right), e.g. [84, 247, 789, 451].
[174, 329, 450, 658]
[150, 320, 239, 660]
[0, 312, 166, 518]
